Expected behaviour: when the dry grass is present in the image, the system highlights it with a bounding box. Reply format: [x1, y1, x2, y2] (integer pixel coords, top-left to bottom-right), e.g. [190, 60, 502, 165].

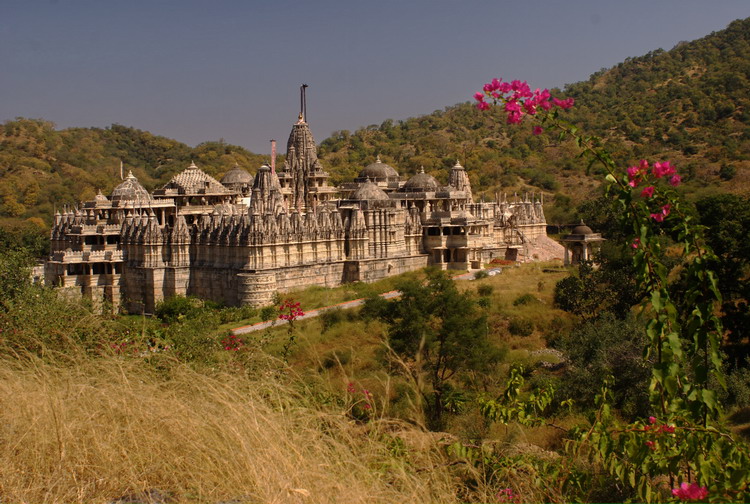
[0, 354, 460, 503]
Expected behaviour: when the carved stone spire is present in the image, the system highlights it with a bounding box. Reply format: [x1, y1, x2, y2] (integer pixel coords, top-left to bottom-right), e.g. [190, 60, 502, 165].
[449, 160, 473, 203]
[284, 112, 320, 212]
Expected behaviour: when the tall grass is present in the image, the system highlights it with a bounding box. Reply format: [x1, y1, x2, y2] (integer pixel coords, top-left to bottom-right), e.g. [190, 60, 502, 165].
[0, 354, 459, 503]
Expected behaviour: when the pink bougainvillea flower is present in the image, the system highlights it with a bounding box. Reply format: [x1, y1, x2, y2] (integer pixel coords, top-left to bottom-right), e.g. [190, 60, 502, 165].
[652, 161, 676, 178]
[476, 101, 490, 111]
[650, 204, 671, 222]
[552, 97, 575, 109]
[661, 424, 675, 434]
[672, 482, 708, 501]
[670, 174, 682, 187]
[640, 186, 655, 198]
[473, 92, 485, 102]
[346, 382, 356, 394]
[506, 111, 522, 124]
[649, 416, 657, 424]
[631, 238, 641, 249]
[532, 126, 543, 135]
[645, 440, 656, 450]
[505, 100, 521, 112]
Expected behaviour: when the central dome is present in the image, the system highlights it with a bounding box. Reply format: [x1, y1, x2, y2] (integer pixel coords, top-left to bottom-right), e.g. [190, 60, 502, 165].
[358, 156, 399, 180]
[221, 164, 253, 185]
[110, 171, 152, 202]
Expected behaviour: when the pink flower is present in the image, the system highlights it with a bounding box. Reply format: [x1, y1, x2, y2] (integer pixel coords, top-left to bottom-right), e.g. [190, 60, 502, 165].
[532, 126, 543, 135]
[476, 101, 490, 111]
[552, 97, 575, 109]
[473, 92, 485, 102]
[650, 204, 671, 222]
[645, 440, 656, 450]
[672, 482, 708, 501]
[347, 382, 356, 394]
[652, 161, 676, 178]
[506, 111, 522, 124]
[498, 81, 512, 93]
[640, 186, 655, 198]
[669, 174, 682, 187]
[631, 238, 641, 249]
[649, 416, 657, 424]
[363, 403, 371, 410]
[661, 425, 675, 434]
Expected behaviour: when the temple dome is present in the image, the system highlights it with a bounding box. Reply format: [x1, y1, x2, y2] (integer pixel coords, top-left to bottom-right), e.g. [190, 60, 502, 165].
[161, 161, 230, 195]
[402, 167, 440, 192]
[110, 171, 152, 202]
[358, 156, 399, 180]
[572, 221, 594, 235]
[94, 190, 109, 203]
[221, 164, 253, 185]
[352, 180, 389, 201]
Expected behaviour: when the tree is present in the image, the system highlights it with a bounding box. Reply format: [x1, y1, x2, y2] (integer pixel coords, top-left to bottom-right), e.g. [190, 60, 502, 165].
[363, 269, 499, 429]
[695, 194, 750, 366]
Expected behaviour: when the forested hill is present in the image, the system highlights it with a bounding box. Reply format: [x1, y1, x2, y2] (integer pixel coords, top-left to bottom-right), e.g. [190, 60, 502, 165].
[0, 120, 267, 226]
[316, 17, 750, 222]
[2, 18, 750, 232]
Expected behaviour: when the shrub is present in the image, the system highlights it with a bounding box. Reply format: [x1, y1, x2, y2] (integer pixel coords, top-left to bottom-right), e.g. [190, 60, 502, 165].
[320, 308, 347, 332]
[320, 349, 352, 369]
[259, 305, 276, 321]
[513, 293, 537, 306]
[508, 317, 534, 337]
[155, 296, 202, 323]
[477, 284, 494, 297]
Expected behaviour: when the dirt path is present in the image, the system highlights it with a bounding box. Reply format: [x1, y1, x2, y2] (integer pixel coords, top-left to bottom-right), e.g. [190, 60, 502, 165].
[231, 270, 480, 335]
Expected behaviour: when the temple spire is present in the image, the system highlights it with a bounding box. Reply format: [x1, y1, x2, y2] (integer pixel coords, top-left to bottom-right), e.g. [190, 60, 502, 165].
[300, 83, 308, 122]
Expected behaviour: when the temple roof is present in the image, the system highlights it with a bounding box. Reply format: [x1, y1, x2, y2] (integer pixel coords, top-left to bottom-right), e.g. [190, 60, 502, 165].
[351, 179, 389, 201]
[402, 167, 440, 192]
[358, 156, 399, 180]
[161, 161, 230, 195]
[110, 171, 152, 202]
[221, 164, 253, 185]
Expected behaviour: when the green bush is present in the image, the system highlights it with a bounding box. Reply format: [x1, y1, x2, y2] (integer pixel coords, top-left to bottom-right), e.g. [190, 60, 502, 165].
[155, 296, 202, 323]
[320, 308, 346, 332]
[320, 349, 352, 369]
[259, 305, 277, 321]
[508, 317, 534, 336]
[513, 293, 537, 306]
[477, 284, 494, 297]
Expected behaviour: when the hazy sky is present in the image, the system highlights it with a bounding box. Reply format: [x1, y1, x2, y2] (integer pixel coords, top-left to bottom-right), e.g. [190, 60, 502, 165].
[2, 1, 748, 155]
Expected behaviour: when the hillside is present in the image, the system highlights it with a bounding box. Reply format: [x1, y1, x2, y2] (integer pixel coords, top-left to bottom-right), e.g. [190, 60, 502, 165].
[316, 17, 750, 222]
[2, 18, 750, 231]
[0, 120, 268, 225]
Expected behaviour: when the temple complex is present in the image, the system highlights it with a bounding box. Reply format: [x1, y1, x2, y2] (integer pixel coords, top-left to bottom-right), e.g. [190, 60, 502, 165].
[44, 108, 562, 313]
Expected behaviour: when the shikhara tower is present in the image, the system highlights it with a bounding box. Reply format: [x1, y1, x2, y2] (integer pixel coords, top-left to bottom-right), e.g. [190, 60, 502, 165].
[277, 86, 337, 211]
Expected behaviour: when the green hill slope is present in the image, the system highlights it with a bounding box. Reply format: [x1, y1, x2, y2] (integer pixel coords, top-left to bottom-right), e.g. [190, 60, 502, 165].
[0, 120, 267, 225]
[316, 17, 750, 223]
